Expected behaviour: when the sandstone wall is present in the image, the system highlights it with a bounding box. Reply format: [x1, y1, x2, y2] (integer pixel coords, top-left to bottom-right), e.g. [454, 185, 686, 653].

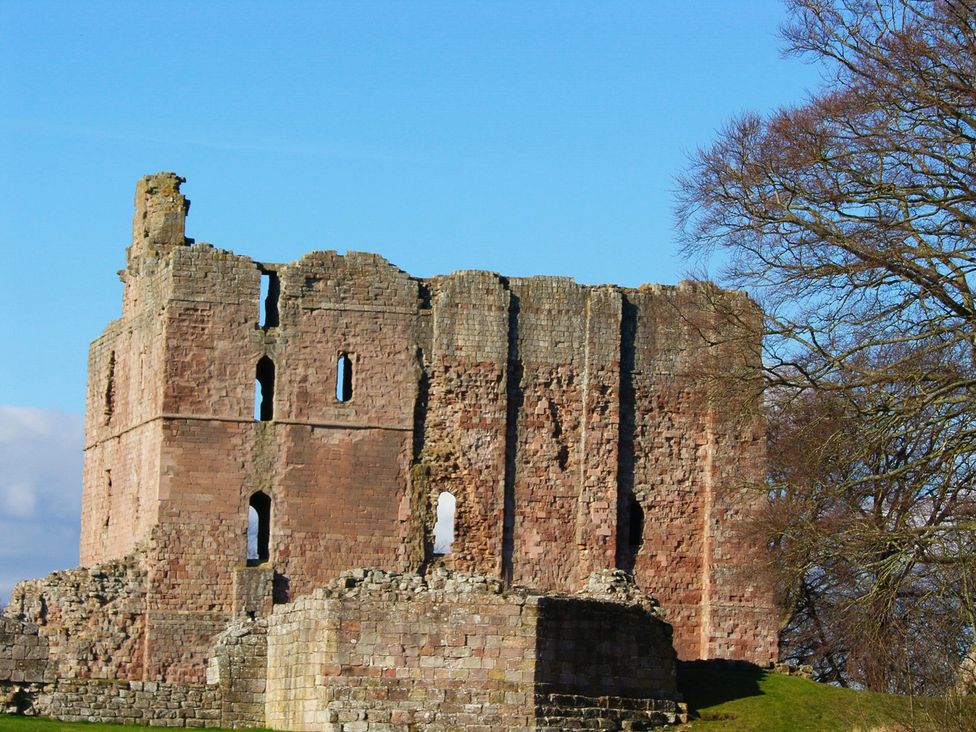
[142, 240, 265, 682]
[507, 278, 592, 591]
[81, 288, 168, 563]
[0, 617, 53, 686]
[2, 678, 227, 729]
[0, 606, 264, 729]
[617, 284, 776, 661]
[266, 571, 535, 731]
[80, 173, 191, 565]
[36, 680, 222, 728]
[702, 295, 775, 661]
[2, 569, 683, 731]
[76, 173, 777, 683]
[421, 271, 510, 578]
[265, 569, 683, 732]
[4, 556, 147, 680]
[207, 619, 268, 728]
[624, 285, 708, 658]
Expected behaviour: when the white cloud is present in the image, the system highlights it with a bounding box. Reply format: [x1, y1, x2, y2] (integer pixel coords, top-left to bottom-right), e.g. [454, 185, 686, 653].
[0, 405, 69, 441]
[1, 482, 37, 518]
[0, 406, 83, 607]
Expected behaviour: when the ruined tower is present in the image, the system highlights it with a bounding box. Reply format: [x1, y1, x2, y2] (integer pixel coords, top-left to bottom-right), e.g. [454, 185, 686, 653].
[75, 172, 776, 682]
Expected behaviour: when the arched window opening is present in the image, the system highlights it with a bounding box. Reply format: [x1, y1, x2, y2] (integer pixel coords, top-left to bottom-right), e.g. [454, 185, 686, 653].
[259, 270, 280, 329]
[336, 353, 353, 402]
[432, 491, 456, 555]
[255, 356, 275, 421]
[247, 491, 271, 565]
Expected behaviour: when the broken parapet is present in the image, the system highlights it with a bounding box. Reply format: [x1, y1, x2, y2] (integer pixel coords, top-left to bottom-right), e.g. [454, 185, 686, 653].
[577, 567, 662, 612]
[3, 553, 147, 680]
[126, 171, 191, 267]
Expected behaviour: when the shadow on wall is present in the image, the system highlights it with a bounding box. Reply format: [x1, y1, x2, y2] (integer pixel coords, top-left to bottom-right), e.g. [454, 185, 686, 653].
[272, 571, 290, 605]
[677, 660, 764, 711]
[534, 596, 678, 699]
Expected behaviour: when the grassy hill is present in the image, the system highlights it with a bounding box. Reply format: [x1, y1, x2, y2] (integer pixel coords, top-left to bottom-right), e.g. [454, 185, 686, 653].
[677, 663, 975, 731]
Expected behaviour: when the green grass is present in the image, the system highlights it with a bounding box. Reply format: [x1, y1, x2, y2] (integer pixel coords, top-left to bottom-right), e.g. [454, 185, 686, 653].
[677, 664, 976, 731]
[0, 719, 266, 732]
[0, 718, 163, 732]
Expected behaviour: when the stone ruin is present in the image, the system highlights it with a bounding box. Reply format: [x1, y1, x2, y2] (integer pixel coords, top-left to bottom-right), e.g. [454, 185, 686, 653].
[1, 173, 777, 729]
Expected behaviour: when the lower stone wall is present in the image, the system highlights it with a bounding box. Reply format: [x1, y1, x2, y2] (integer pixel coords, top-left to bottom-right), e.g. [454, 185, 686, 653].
[266, 568, 685, 731]
[534, 693, 686, 731]
[0, 614, 264, 729]
[144, 610, 231, 684]
[265, 570, 540, 731]
[2, 567, 686, 730]
[535, 596, 678, 698]
[207, 619, 268, 729]
[323, 681, 533, 729]
[0, 618, 53, 686]
[4, 553, 147, 680]
[0, 679, 222, 726]
[40, 680, 222, 727]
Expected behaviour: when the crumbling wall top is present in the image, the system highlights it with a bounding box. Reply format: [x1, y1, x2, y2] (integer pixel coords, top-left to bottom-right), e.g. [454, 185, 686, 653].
[294, 567, 663, 611]
[127, 172, 190, 267]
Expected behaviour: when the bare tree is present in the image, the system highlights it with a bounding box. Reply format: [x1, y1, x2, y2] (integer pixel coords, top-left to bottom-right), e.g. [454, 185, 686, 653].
[677, 0, 976, 693]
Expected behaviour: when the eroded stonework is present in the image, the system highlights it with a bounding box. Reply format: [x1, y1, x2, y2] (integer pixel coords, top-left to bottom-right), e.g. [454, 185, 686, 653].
[2, 172, 777, 729]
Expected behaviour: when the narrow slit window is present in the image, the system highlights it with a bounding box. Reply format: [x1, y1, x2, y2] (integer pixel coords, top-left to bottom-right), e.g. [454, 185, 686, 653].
[432, 491, 456, 555]
[628, 495, 644, 554]
[103, 351, 116, 424]
[247, 491, 271, 565]
[103, 470, 113, 529]
[255, 356, 275, 421]
[336, 353, 353, 402]
[259, 270, 280, 329]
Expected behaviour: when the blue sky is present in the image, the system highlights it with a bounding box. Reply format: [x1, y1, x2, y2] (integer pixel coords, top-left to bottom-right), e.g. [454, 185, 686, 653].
[0, 0, 821, 602]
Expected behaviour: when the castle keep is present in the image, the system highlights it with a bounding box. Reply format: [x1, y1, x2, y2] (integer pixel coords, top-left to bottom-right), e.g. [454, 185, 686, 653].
[2, 173, 776, 729]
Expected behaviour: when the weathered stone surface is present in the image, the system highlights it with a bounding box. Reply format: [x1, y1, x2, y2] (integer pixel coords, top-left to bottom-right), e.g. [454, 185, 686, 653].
[265, 568, 685, 731]
[6, 679, 223, 727]
[74, 173, 774, 680]
[0, 617, 53, 685]
[956, 647, 976, 694]
[3, 569, 686, 729]
[1, 172, 776, 729]
[5, 555, 146, 680]
[208, 618, 267, 728]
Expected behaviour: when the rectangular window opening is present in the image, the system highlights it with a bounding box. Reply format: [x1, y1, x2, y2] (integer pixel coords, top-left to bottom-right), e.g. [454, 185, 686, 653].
[255, 357, 275, 421]
[336, 353, 353, 402]
[259, 270, 280, 329]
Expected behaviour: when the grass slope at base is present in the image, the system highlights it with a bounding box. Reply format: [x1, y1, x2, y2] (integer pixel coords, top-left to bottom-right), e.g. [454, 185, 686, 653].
[0, 719, 270, 732]
[677, 664, 976, 731]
